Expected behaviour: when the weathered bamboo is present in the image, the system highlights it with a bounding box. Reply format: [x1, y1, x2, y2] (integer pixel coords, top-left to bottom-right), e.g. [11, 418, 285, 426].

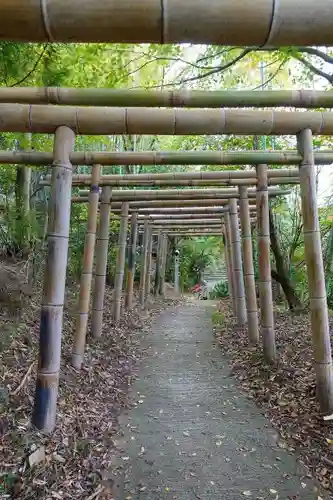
[32, 126, 75, 433]
[154, 232, 162, 295]
[113, 202, 129, 322]
[139, 219, 150, 307]
[257, 164, 276, 363]
[149, 221, 257, 230]
[122, 206, 258, 215]
[91, 186, 111, 338]
[2, 105, 333, 136]
[2, 150, 333, 167]
[5, 88, 333, 109]
[145, 226, 153, 300]
[138, 218, 227, 225]
[159, 234, 168, 296]
[223, 213, 235, 312]
[72, 164, 101, 368]
[239, 186, 259, 344]
[174, 240, 180, 295]
[1, 3, 332, 46]
[297, 129, 333, 413]
[229, 199, 247, 326]
[125, 212, 138, 310]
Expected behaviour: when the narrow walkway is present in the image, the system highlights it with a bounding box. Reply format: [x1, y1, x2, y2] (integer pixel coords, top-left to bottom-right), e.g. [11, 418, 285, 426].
[114, 303, 319, 499]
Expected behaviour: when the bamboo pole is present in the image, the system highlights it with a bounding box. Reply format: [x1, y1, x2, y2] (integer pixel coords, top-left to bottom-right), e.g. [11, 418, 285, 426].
[229, 199, 247, 326]
[223, 213, 235, 312]
[297, 129, 333, 413]
[154, 232, 162, 295]
[2, 150, 333, 167]
[2, 105, 333, 136]
[1, 3, 332, 46]
[145, 226, 153, 300]
[159, 234, 168, 296]
[125, 211, 138, 310]
[113, 202, 129, 322]
[239, 186, 259, 344]
[121, 206, 257, 215]
[174, 241, 180, 295]
[256, 164, 276, 363]
[72, 164, 101, 368]
[139, 219, 150, 307]
[4, 87, 333, 109]
[91, 186, 111, 338]
[138, 218, 228, 225]
[32, 126, 75, 433]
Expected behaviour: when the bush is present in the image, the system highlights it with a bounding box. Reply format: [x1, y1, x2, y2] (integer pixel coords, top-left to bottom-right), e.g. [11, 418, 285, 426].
[209, 281, 229, 299]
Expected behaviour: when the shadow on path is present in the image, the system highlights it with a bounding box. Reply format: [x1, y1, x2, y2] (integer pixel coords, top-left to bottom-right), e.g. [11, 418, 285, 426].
[114, 302, 321, 499]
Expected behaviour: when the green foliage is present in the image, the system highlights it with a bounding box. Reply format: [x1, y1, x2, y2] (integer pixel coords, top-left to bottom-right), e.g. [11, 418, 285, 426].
[211, 310, 225, 326]
[209, 281, 229, 299]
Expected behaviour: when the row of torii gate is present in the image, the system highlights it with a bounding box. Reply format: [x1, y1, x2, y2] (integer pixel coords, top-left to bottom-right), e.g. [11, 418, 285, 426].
[2, 0, 333, 433]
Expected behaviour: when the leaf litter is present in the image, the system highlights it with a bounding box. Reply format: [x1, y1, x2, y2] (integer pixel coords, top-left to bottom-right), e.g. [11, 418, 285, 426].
[0, 282, 179, 499]
[215, 299, 333, 495]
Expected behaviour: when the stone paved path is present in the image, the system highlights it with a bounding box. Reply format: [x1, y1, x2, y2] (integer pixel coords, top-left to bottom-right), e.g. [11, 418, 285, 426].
[114, 302, 322, 499]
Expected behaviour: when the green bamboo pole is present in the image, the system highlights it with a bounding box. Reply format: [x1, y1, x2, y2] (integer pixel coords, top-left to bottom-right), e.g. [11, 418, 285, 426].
[139, 219, 150, 307]
[256, 164, 276, 363]
[113, 202, 129, 322]
[223, 213, 235, 312]
[239, 186, 259, 344]
[91, 186, 111, 338]
[125, 211, 138, 310]
[3, 104, 333, 136]
[1, 150, 333, 167]
[145, 226, 153, 300]
[72, 164, 101, 368]
[229, 199, 247, 326]
[297, 129, 333, 413]
[4, 87, 333, 108]
[1, 3, 332, 46]
[32, 126, 75, 433]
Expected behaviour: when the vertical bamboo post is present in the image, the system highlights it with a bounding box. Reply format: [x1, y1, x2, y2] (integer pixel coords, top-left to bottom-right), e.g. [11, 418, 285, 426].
[72, 164, 101, 369]
[239, 186, 259, 344]
[91, 186, 111, 338]
[224, 211, 236, 315]
[159, 233, 168, 296]
[154, 231, 162, 295]
[174, 238, 180, 294]
[125, 211, 138, 309]
[256, 164, 276, 363]
[139, 218, 149, 306]
[297, 129, 333, 412]
[32, 126, 75, 433]
[113, 202, 129, 322]
[145, 225, 153, 300]
[229, 199, 247, 325]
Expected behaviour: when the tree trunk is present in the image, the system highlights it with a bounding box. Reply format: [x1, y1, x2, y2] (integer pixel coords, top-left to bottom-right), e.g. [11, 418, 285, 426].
[269, 206, 302, 310]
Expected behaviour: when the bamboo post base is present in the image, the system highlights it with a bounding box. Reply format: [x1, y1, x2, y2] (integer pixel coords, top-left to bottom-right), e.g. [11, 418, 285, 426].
[229, 199, 247, 325]
[297, 129, 333, 413]
[113, 202, 129, 322]
[91, 187, 111, 338]
[239, 186, 259, 344]
[32, 126, 75, 433]
[256, 164, 276, 363]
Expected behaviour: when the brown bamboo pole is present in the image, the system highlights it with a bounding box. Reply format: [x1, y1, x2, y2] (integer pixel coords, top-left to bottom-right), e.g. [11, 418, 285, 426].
[113, 202, 129, 322]
[125, 211, 138, 310]
[256, 164, 276, 363]
[3, 105, 333, 136]
[72, 164, 101, 368]
[145, 226, 153, 300]
[229, 199, 247, 326]
[154, 232, 162, 295]
[297, 129, 333, 413]
[223, 213, 235, 313]
[138, 219, 226, 225]
[1, 4, 332, 47]
[32, 126, 75, 433]
[159, 234, 168, 296]
[91, 186, 111, 338]
[1, 150, 333, 167]
[239, 186, 259, 344]
[139, 219, 150, 307]
[4, 88, 333, 109]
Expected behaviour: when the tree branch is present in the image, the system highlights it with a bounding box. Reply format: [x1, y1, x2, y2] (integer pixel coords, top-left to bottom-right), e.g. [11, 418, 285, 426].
[10, 44, 48, 87]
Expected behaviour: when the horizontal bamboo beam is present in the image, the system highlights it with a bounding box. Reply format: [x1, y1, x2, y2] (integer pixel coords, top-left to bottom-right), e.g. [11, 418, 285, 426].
[2, 105, 333, 136]
[135, 207, 258, 215]
[4, 88, 333, 109]
[0, 2, 332, 46]
[1, 150, 333, 166]
[136, 212, 256, 220]
[137, 219, 226, 225]
[72, 198, 267, 208]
